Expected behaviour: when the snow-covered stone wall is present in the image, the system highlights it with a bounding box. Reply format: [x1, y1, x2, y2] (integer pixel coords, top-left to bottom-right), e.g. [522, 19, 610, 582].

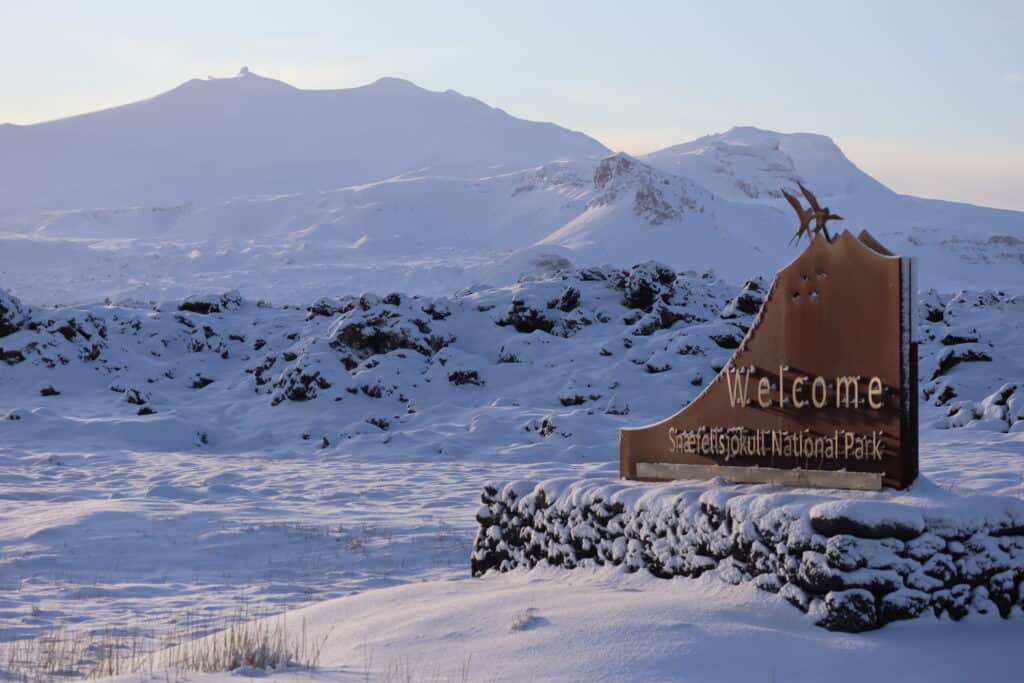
[472, 479, 1024, 632]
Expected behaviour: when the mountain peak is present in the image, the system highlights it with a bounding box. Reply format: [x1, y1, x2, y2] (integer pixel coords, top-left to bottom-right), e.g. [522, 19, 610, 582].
[156, 68, 297, 100]
[198, 67, 295, 90]
[685, 127, 842, 159]
[721, 125, 777, 138]
[718, 125, 832, 143]
[643, 126, 890, 202]
[367, 76, 420, 88]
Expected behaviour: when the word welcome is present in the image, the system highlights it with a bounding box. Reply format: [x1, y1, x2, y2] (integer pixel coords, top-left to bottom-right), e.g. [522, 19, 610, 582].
[724, 365, 885, 410]
[667, 426, 885, 462]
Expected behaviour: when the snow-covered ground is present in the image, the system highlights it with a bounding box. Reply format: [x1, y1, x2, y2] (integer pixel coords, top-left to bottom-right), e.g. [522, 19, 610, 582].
[4, 433, 1021, 681]
[97, 566, 1017, 683]
[1, 261, 1023, 680]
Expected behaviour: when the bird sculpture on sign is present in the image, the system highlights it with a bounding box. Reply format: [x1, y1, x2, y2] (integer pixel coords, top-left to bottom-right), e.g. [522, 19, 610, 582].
[782, 183, 843, 244]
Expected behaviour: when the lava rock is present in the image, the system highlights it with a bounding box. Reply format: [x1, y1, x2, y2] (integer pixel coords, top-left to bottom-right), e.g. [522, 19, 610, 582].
[879, 589, 930, 623]
[0, 289, 29, 338]
[818, 589, 878, 632]
[178, 290, 243, 315]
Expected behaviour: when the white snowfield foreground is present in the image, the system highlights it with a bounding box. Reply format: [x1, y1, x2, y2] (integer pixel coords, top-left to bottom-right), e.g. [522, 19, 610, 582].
[110, 568, 1023, 683]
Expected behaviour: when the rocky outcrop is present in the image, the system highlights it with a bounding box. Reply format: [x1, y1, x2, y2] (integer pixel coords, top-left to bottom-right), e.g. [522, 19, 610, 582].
[591, 154, 704, 225]
[720, 278, 766, 319]
[0, 289, 29, 338]
[178, 290, 243, 315]
[327, 294, 452, 366]
[938, 383, 1024, 432]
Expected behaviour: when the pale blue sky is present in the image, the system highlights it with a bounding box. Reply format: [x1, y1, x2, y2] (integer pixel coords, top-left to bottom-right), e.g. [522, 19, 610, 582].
[2, 1, 1022, 209]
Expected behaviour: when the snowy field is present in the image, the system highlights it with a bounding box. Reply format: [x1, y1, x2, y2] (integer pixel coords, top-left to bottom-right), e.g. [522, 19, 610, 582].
[2, 409, 1022, 681]
[2, 419, 1023, 680]
[2, 264, 1023, 680]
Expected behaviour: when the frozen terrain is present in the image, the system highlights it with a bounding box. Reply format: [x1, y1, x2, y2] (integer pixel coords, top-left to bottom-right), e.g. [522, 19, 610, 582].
[2, 261, 1023, 679]
[108, 568, 1023, 682]
[1, 69, 1023, 680]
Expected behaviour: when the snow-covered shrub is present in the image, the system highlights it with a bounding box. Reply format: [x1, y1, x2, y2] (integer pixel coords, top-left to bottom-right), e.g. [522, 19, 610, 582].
[603, 395, 629, 415]
[557, 377, 601, 406]
[426, 348, 486, 387]
[271, 366, 332, 405]
[497, 333, 555, 363]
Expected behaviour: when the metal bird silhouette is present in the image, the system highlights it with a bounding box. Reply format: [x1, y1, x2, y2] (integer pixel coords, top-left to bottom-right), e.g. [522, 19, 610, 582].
[798, 183, 842, 242]
[782, 189, 814, 245]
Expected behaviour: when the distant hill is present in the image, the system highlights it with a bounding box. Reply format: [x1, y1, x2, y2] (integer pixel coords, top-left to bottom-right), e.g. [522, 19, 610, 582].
[1, 75, 1022, 302]
[0, 68, 609, 211]
[641, 125, 892, 203]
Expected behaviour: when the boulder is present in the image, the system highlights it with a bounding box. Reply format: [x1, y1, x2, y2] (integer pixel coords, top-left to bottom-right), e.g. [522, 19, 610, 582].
[0, 289, 29, 337]
[818, 589, 878, 632]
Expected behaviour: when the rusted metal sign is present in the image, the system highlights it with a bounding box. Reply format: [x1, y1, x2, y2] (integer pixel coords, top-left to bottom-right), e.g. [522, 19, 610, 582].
[620, 229, 918, 490]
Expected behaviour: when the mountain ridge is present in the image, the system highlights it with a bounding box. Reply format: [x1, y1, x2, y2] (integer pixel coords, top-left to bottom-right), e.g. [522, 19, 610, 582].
[642, 125, 894, 203]
[1, 71, 1022, 302]
[0, 68, 611, 212]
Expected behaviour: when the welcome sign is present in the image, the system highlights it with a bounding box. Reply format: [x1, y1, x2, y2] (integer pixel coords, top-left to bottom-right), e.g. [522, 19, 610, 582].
[620, 230, 918, 490]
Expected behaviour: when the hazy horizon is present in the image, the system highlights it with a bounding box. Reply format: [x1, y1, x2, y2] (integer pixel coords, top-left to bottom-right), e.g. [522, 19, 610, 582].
[3, 1, 1022, 211]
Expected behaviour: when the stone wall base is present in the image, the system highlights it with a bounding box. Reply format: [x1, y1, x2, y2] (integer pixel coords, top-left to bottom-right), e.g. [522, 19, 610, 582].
[471, 479, 1024, 632]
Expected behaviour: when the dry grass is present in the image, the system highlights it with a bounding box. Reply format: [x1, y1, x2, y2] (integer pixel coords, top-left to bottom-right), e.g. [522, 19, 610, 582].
[152, 611, 329, 674]
[0, 608, 329, 681]
[2, 629, 92, 680]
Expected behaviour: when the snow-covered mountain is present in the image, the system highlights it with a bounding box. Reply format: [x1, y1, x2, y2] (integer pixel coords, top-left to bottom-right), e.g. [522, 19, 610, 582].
[0, 68, 609, 212]
[536, 153, 790, 275]
[644, 125, 1024, 237]
[1, 73, 1022, 304]
[28, 153, 789, 258]
[0, 154, 797, 303]
[26, 160, 598, 250]
[642, 126, 892, 203]
[642, 127, 1024, 283]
